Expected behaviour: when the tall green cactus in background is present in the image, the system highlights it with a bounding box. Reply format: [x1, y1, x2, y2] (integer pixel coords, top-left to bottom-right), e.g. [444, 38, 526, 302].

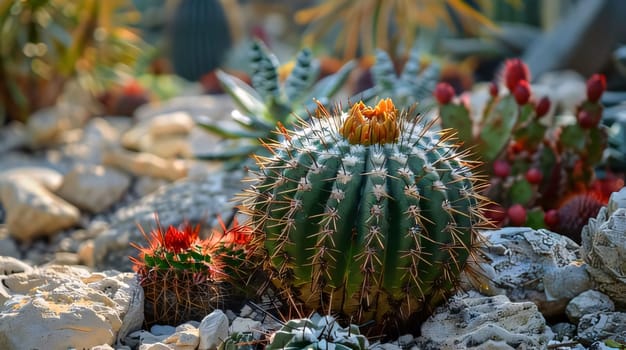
[197, 40, 355, 162]
[169, 0, 232, 81]
[238, 98, 490, 334]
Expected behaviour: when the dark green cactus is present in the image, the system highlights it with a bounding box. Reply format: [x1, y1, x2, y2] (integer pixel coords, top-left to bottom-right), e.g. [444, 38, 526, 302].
[218, 332, 256, 350]
[169, 0, 232, 81]
[358, 44, 440, 110]
[266, 314, 368, 350]
[197, 40, 355, 163]
[239, 98, 490, 334]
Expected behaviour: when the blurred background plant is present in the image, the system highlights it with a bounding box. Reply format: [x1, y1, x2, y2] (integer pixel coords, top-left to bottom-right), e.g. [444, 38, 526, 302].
[0, 0, 147, 123]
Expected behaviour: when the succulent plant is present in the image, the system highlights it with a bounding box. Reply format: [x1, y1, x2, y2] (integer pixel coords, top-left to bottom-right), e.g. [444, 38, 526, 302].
[266, 313, 368, 350]
[238, 98, 490, 334]
[218, 332, 256, 350]
[130, 215, 254, 326]
[356, 44, 440, 110]
[197, 40, 355, 163]
[437, 58, 608, 235]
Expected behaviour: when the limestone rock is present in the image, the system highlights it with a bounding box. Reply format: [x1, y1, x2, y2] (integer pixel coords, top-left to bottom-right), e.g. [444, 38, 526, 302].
[0, 122, 27, 154]
[0, 266, 143, 350]
[577, 312, 626, 345]
[134, 95, 235, 123]
[92, 171, 243, 271]
[103, 148, 189, 181]
[56, 164, 131, 213]
[230, 317, 261, 335]
[60, 117, 124, 166]
[199, 310, 229, 350]
[417, 293, 553, 349]
[1, 178, 80, 241]
[479, 227, 586, 317]
[26, 107, 74, 147]
[121, 111, 194, 156]
[566, 290, 614, 323]
[0, 166, 64, 191]
[581, 188, 626, 308]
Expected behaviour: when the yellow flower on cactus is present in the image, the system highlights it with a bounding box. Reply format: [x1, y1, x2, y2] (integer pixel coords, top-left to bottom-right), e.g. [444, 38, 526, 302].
[339, 98, 400, 145]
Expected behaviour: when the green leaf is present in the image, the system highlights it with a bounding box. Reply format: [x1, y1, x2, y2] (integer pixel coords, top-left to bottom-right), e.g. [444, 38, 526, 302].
[509, 179, 533, 205]
[587, 126, 607, 165]
[560, 124, 586, 151]
[526, 208, 546, 229]
[306, 60, 356, 102]
[439, 103, 473, 147]
[197, 121, 267, 139]
[478, 95, 519, 161]
[216, 70, 266, 117]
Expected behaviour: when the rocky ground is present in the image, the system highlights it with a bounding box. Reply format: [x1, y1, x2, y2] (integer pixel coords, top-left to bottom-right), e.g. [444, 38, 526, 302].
[0, 92, 625, 349]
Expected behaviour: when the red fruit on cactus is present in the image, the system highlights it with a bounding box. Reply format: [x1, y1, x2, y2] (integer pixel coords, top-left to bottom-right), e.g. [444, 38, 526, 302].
[544, 209, 559, 230]
[489, 82, 499, 97]
[586, 74, 606, 103]
[577, 109, 601, 129]
[484, 203, 507, 226]
[493, 159, 511, 178]
[122, 80, 145, 97]
[535, 96, 551, 117]
[507, 204, 527, 226]
[434, 82, 455, 104]
[503, 58, 531, 91]
[525, 168, 543, 184]
[513, 81, 531, 105]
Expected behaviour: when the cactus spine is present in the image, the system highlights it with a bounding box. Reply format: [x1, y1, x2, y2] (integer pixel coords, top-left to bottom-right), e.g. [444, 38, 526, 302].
[239, 98, 489, 333]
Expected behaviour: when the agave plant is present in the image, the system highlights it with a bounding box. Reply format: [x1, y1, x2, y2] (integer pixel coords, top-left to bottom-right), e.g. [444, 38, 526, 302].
[196, 39, 355, 163]
[356, 42, 440, 110]
[130, 215, 254, 326]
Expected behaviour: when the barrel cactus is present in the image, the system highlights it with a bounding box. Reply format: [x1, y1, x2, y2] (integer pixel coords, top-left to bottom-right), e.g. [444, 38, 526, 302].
[239, 98, 490, 334]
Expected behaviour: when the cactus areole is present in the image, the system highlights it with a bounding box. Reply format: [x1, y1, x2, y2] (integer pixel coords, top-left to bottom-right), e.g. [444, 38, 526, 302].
[239, 98, 489, 333]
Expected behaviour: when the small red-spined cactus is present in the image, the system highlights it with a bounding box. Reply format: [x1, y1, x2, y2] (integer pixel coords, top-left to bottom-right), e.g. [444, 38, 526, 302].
[130, 215, 254, 326]
[434, 82, 455, 104]
[503, 58, 531, 91]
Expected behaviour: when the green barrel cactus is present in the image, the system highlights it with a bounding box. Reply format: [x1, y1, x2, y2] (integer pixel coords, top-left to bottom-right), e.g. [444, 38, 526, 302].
[239, 98, 490, 333]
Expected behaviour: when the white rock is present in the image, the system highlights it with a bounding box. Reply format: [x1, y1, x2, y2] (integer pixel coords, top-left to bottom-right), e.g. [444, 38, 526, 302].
[230, 317, 261, 334]
[566, 290, 614, 323]
[60, 117, 123, 165]
[148, 111, 194, 137]
[577, 312, 626, 345]
[121, 111, 193, 152]
[91, 345, 116, 350]
[479, 227, 583, 317]
[163, 327, 200, 349]
[1, 178, 80, 241]
[134, 176, 170, 197]
[103, 148, 188, 181]
[0, 234, 20, 259]
[198, 310, 229, 350]
[0, 121, 27, 154]
[581, 188, 626, 308]
[26, 107, 74, 147]
[78, 240, 96, 267]
[152, 325, 177, 336]
[0, 256, 33, 276]
[139, 343, 174, 350]
[56, 164, 131, 213]
[139, 135, 192, 159]
[544, 262, 592, 301]
[0, 267, 143, 350]
[417, 293, 554, 349]
[0, 166, 63, 191]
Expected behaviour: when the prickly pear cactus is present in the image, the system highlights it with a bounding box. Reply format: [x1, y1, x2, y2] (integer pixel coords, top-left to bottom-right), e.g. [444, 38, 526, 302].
[239, 98, 490, 333]
[266, 314, 368, 350]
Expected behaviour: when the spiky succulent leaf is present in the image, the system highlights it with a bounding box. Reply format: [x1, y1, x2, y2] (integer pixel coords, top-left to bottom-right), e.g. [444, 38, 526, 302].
[216, 70, 266, 118]
[303, 60, 356, 111]
[285, 48, 319, 103]
[249, 40, 282, 103]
